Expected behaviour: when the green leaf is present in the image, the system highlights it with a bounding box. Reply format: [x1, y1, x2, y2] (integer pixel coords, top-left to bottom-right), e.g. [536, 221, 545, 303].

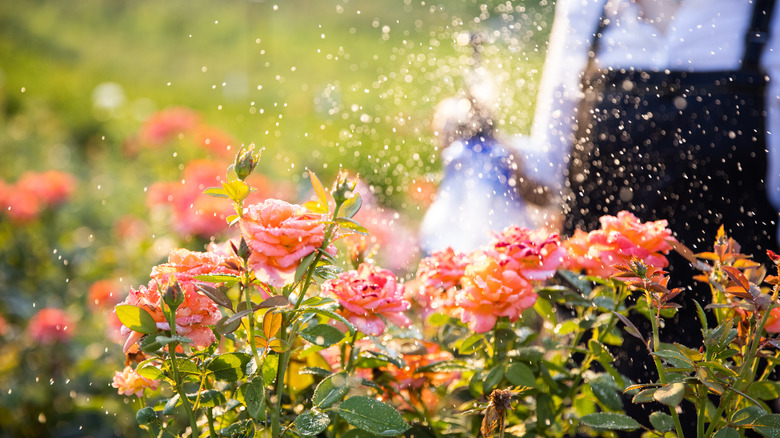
[313, 372, 351, 408]
[137, 363, 164, 381]
[653, 349, 694, 370]
[195, 283, 233, 311]
[296, 410, 331, 436]
[483, 365, 505, 394]
[415, 360, 470, 373]
[156, 335, 193, 346]
[632, 388, 658, 404]
[136, 406, 158, 425]
[301, 296, 337, 307]
[193, 389, 226, 408]
[302, 324, 345, 347]
[731, 405, 766, 426]
[193, 273, 240, 287]
[239, 376, 265, 421]
[223, 179, 251, 202]
[653, 382, 686, 407]
[303, 200, 329, 214]
[649, 412, 674, 433]
[515, 346, 544, 362]
[590, 379, 622, 411]
[207, 353, 251, 382]
[337, 396, 410, 436]
[220, 419, 255, 438]
[754, 414, 780, 438]
[458, 333, 486, 355]
[303, 308, 356, 335]
[713, 428, 740, 438]
[203, 186, 229, 198]
[163, 394, 181, 415]
[334, 217, 369, 235]
[115, 305, 158, 334]
[749, 382, 780, 401]
[341, 430, 381, 438]
[295, 252, 318, 283]
[696, 367, 725, 394]
[138, 334, 165, 353]
[505, 362, 536, 387]
[580, 413, 641, 431]
[216, 315, 242, 335]
[341, 192, 362, 218]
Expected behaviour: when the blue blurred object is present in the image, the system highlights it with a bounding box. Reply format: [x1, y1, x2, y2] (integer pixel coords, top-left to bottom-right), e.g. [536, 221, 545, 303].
[419, 133, 533, 254]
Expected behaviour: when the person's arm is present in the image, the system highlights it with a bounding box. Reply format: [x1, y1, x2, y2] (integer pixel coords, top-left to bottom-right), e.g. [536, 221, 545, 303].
[511, 0, 605, 202]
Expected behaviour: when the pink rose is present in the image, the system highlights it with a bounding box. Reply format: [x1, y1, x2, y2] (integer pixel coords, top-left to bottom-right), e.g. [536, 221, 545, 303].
[241, 199, 335, 287]
[151, 247, 239, 288]
[456, 254, 537, 333]
[112, 366, 160, 397]
[117, 282, 221, 353]
[488, 226, 566, 281]
[322, 263, 411, 336]
[28, 308, 74, 344]
[414, 247, 470, 314]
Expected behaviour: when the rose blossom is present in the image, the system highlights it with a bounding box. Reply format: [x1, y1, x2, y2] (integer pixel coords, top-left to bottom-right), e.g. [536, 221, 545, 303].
[117, 281, 221, 353]
[564, 211, 675, 278]
[112, 366, 160, 397]
[765, 307, 780, 333]
[456, 254, 537, 333]
[88, 279, 123, 311]
[414, 247, 470, 314]
[322, 263, 411, 336]
[240, 198, 335, 287]
[28, 308, 74, 344]
[151, 247, 239, 287]
[488, 226, 566, 281]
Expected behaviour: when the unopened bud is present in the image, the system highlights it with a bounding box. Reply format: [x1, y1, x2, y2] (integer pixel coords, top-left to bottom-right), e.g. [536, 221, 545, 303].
[163, 282, 185, 310]
[234, 145, 262, 180]
[332, 169, 357, 204]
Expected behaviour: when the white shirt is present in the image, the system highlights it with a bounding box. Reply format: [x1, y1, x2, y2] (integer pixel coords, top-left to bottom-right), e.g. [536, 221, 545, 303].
[517, 0, 780, 213]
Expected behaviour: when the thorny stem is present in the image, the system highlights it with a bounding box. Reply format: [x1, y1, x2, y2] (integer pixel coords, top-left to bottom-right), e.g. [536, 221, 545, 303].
[647, 291, 685, 438]
[704, 305, 774, 437]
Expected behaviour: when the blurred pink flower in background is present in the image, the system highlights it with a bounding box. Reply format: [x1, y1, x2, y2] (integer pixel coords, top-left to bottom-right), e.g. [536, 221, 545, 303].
[112, 366, 160, 397]
[564, 211, 674, 278]
[1, 170, 76, 223]
[117, 282, 220, 353]
[28, 308, 75, 344]
[241, 198, 334, 287]
[0, 314, 9, 337]
[414, 247, 469, 315]
[139, 106, 201, 146]
[195, 125, 237, 157]
[322, 263, 411, 336]
[765, 307, 780, 333]
[88, 279, 123, 311]
[456, 254, 537, 333]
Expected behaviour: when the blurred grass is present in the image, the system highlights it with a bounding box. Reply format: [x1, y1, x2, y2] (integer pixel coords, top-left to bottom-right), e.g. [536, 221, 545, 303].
[0, 1, 553, 436]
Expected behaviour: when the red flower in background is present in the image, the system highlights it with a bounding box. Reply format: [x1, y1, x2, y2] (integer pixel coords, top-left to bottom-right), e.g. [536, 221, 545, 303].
[1, 170, 76, 223]
[28, 308, 75, 344]
[195, 125, 237, 157]
[139, 107, 201, 146]
[88, 279, 123, 311]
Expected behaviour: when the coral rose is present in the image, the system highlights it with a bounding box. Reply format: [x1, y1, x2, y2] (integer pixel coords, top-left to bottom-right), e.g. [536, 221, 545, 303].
[241, 198, 335, 287]
[112, 366, 160, 397]
[765, 307, 780, 333]
[151, 247, 239, 288]
[456, 254, 537, 333]
[414, 247, 469, 314]
[117, 282, 221, 353]
[488, 226, 565, 281]
[564, 211, 675, 278]
[28, 308, 74, 344]
[322, 263, 411, 336]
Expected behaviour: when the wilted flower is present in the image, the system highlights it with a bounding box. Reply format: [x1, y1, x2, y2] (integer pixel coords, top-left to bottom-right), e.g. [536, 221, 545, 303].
[111, 366, 160, 397]
[488, 225, 565, 281]
[28, 308, 74, 344]
[117, 282, 220, 353]
[456, 254, 537, 333]
[322, 263, 411, 336]
[241, 198, 335, 287]
[414, 247, 470, 314]
[564, 211, 674, 278]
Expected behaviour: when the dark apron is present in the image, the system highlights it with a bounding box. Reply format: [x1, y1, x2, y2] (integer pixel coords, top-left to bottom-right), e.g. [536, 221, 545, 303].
[561, 0, 778, 433]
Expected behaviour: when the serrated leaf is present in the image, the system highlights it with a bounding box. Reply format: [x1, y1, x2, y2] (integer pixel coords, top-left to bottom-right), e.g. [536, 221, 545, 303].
[296, 410, 330, 436]
[579, 413, 641, 431]
[713, 428, 740, 438]
[203, 186, 229, 198]
[303, 308, 356, 335]
[590, 381, 622, 411]
[337, 396, 410, 436]
[754, 414, 780, 437]
[653, 382, 685, 407]
[308, 170, 330, 211]
[137, 364, 164, 381]
[632, 388, 658, 404]
[115, 305, 158, 334]
[697, 367, 725, 394]
[301, 296, 337, 307]
[731, 405, 766, 426]
[505, 362, 536, 387]
[649, 412, 674, 432]
[341, 192, 362, 218]
[458, 334, 486, 355]
[313, 372, 351, 408]
[239, 376, 265, 421]
[263, 311, 282, 339]
[258, 295, 290, 309]
[334, 217, 369, 235]
[268, 338, 288, 353]
[207, 353, 251, 382]
[193, 389, 226, 408]
[301, 324, 345, 347]
[216, 315, 242, 335]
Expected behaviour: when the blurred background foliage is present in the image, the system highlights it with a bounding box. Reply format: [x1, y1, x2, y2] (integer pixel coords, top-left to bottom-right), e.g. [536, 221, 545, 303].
[0, 0, 552, 436]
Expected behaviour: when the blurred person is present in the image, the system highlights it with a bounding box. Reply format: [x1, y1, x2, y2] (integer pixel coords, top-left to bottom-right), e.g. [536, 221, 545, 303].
[512, 0, 780, 432]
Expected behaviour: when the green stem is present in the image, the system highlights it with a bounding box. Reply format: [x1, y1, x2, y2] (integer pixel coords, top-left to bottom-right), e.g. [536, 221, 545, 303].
[697, 385, 707, 438]
[206, 408, 218, 438]
[163, 301, 199, 436]
[647, 292, 684, 438]
[244, 279, 263, 371]
[344, 329, 359, 372]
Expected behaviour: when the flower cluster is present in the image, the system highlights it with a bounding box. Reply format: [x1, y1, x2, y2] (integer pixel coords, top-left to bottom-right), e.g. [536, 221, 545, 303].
[136, 106, 235, 157]
[0, 170, 76, 223]
[322, 263, 411, 336]
[564, 211, 674, 277]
